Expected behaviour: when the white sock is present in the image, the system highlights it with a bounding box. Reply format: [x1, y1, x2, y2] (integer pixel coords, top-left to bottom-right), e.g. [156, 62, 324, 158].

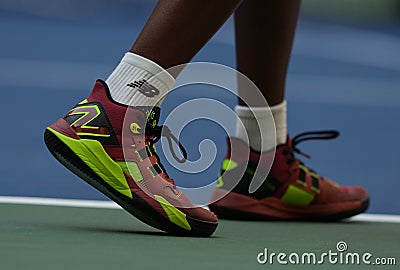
[106, 52, 175, 106]
[235, 101, 287, 152]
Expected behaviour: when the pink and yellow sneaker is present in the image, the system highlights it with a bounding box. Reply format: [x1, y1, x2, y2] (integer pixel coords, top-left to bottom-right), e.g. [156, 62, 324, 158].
[44, 80, 218, 236]
[210, 132, 369, 221]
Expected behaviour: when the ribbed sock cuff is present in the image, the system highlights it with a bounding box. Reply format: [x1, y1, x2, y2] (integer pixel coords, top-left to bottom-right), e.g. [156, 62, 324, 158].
[106, 52, 175, 106]
[235, 100, 287, 151]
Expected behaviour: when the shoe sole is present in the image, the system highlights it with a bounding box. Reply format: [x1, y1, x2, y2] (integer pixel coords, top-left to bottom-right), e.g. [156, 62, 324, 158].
[209, 189, 369, 221]
[44, 122, 217, 236]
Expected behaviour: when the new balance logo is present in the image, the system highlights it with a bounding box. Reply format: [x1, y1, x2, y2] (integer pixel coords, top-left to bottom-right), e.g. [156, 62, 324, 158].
[65, 104, 111, 138]
[127, 79, 160, 97]
[67, 105, 100, 129]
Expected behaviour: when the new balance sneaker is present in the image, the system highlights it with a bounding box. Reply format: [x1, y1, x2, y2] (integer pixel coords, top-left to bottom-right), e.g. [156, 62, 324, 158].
[209, 131, 369, 221]
[44, 80, 217, 236]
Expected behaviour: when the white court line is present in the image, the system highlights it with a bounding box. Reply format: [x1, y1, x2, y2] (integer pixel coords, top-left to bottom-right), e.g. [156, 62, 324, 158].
[0, 196, 399, 224]
[0, 196, 119, 209]
[348, 214, 400, 224]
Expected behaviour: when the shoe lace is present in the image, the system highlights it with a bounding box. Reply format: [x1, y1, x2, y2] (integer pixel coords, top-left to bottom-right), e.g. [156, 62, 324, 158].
[145, 124, 188, 183]
[283, 130, 339, 165]
[151, 125, 188, 163]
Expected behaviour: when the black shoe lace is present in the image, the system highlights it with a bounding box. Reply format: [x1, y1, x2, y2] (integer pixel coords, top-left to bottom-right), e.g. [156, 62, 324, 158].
[283, 130, 339, 164]
[147, 125, 188, 164]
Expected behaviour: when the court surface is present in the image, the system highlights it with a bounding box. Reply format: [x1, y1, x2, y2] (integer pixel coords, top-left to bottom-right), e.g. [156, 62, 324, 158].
[0, 1, 399, 269]
[1, 198, 399, 270]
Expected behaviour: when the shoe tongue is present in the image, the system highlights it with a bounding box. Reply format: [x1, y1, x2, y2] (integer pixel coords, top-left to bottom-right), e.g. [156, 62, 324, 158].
[135, 106, 161, 132]
[284, 136, 293, 148]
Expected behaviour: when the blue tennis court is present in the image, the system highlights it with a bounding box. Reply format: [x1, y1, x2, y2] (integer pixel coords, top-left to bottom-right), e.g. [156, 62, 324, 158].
[0, 1, 399, 269]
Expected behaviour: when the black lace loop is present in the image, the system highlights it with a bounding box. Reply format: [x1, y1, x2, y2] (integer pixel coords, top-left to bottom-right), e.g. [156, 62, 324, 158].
[150, 125, 188, 163]
[290, 130, 339, 158]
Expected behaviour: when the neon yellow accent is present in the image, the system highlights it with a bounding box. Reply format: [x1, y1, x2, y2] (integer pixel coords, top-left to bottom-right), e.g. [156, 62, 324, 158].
[221, 159, 238, 171]
[146, 110, 156, 119]
[217, 159, 238, 188]
[78, 99, 88, 104]
[296, 179, 307, 187]
[299, 164, 307, 171]
[281, 184, 315, 206]
[154, 195, 191, 230]
[146, 145, 153, 156]
[76, 132, 110, 137]
[69, 105, 101, 130]
[117, 161, 143, 182]
[145, 110, 157, 128]
[310, 171, 319, 179]
[47, 127, 132, 198]
[216, 174, 224, 188]
[311, 186, 320, 193]
[130, 123, 141, 134]
[149, 119, 157, 129]
[297, 164, 307, 186]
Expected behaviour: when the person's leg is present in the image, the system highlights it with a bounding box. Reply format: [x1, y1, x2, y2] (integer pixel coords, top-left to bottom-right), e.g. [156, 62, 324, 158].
[132, 0, 242, 69]
[106, 0, 242, 107]
[45, 0, 242, 236]
[234, 0, 301, 152]
[235, 0, 300, 106]
[209, 0, 369, 221]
